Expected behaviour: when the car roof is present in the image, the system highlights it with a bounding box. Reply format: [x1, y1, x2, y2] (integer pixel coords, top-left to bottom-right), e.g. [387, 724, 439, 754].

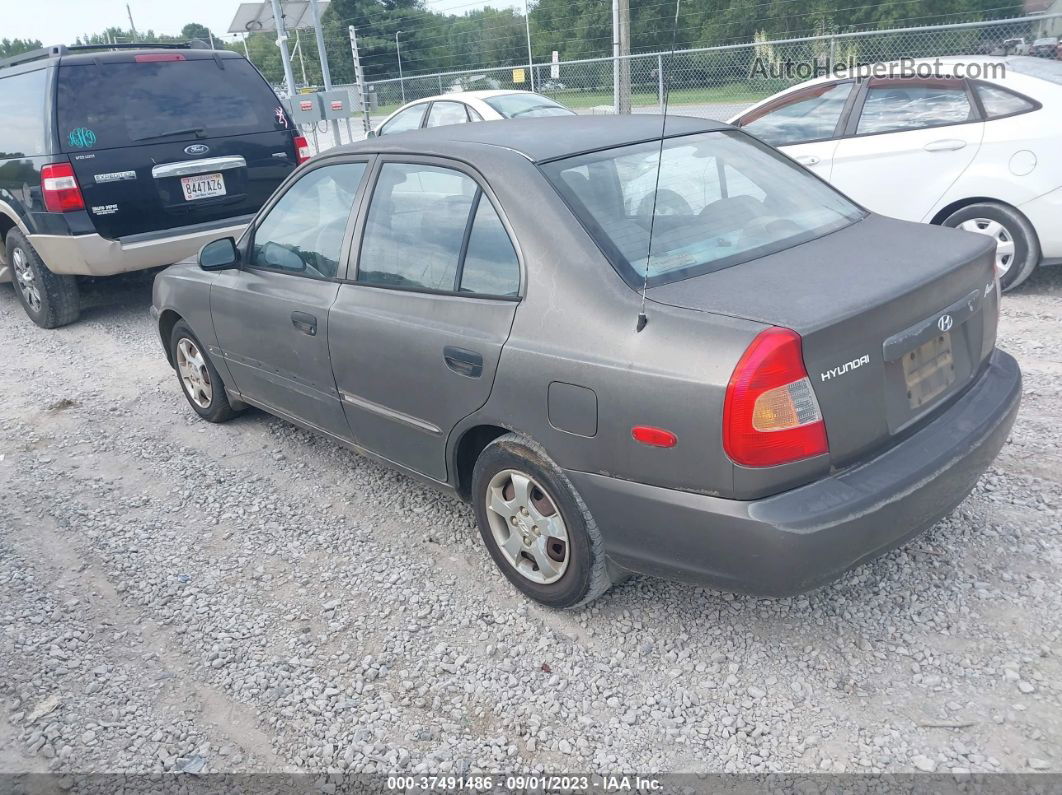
[338, 114, 731, 163]
[395, 90, 536, 105]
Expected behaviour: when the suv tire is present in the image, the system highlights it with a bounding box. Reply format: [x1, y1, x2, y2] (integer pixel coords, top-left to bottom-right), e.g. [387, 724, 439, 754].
[941, 202, 1040, 292]
[168, 320, 238, 423]
[471, 433, 615, 609]
[5, 229, 80, 328]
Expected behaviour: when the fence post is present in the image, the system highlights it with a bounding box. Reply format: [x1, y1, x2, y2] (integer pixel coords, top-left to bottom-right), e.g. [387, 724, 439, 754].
[829, 35, 836, 72]
[438, 75, 444, 93]
[657, 53, 665, 112]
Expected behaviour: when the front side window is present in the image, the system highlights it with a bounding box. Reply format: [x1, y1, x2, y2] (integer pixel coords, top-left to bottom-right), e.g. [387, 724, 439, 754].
[483, 93, 574, 118]
[542, 131, 863, 287]
[856, 78, 974, 135]
[426, 101, 469, 128]
[358, 163, 519, 296]
[975, 82, 1036, 118]
[251, 163, 366, 279]
[380, 104, 426, 135]
[739, 82, 853, 145]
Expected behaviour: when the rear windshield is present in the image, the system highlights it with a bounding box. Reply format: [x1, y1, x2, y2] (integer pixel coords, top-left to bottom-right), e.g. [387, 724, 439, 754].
[484, 93, 574, 118]
[1008, 57, 1062, 85]
[57, 57, 286, 150]
[541, 130, 864, 287]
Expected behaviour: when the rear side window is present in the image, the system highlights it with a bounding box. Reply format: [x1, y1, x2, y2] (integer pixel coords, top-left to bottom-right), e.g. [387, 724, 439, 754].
[856, 78, 974, 135]
[379, 104, 426, 135]
[739, 82, 853, 146]
[426, 101, 468, 128]
[0, 69, 50, 157]
[358, 163, 519, 296]
[975, 83, 1036, 118]
[56, 58, 285, 150]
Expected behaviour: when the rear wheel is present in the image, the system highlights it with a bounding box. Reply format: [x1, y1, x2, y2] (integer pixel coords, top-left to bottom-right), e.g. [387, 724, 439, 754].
[168, 320, 237, 423]
[941, 202, 1039, 292]
[5, 229, 80, 328]
[471, 433, 614, 609]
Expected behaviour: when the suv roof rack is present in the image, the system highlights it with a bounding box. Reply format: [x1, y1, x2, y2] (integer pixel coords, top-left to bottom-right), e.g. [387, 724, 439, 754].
[0, 41, 202, 70]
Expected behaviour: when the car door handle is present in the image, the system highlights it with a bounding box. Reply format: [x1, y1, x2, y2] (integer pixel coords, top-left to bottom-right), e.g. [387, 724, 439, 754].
[794, 154, 820, 166]
[444, 346, 483, 378]
[291, 311, 317, 336]
[923, 139, 967, 152]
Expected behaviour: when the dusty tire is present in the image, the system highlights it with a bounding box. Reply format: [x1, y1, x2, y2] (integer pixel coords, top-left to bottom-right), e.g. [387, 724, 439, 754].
[941, 202, 1040, 292]
[471, 433, 613, 609]
[168, 320, 237, 423]
[5, 229, 80, 328]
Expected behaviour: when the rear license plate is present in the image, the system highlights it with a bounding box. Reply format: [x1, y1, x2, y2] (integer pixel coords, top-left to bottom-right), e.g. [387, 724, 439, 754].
[181, 173, 226, 201]
[903, 331, 955, 409]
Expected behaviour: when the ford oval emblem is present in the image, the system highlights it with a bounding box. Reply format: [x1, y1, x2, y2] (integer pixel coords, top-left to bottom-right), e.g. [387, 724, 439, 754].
[938, 314, 953, 333]
[184, 144, 210, 156]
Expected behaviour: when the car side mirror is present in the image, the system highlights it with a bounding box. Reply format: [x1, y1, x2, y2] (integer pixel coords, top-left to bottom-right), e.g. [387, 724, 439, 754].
[198, 237, 240, 271]
[365, 128, 377, 138]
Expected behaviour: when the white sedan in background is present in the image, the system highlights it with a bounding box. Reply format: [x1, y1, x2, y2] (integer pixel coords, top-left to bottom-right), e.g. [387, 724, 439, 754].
[732, 57, 1062, 290]
[373, 90, 574, 137]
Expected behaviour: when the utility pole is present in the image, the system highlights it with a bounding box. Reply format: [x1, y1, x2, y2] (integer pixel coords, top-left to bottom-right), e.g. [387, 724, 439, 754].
[242, 34, 251, 60]
[523, 0, 535, 91]
[396, 31, 405, 104]
[269, 0, 298, 99]
[307, 0, 341, 147]
[349, 26, 372, 134]
[126, 3, 139, 41]
[294, 30, 308, 86]
[615, 0, 631, 113]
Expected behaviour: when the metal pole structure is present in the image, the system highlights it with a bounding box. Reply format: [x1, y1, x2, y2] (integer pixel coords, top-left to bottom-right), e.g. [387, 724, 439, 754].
[657, 53, 664, 112]
[348, 26, 373, 135]
[126, 3, 139, 40]
[523, 0, 534, 91]
[396, 31, 405, 104]
[617, 0, 631, 114]
[308, 0, 342, 147]
[612, 0, 619, 113]
[294, 30, 308, 86]
[269, 0, 298, 99]
[242, 34, 251, 60]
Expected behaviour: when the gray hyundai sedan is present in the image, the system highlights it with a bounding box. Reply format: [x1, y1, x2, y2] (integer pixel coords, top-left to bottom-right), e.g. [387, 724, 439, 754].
[151, 115, 1021, 609]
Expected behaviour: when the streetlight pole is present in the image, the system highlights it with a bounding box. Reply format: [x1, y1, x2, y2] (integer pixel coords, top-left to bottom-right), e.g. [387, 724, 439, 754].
[396, 30, 405, 104]
[523, 0, 535, 91]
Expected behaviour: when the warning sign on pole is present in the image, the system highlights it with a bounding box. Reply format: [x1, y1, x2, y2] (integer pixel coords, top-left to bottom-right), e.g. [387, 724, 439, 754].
[551, 51, 559, 79]
[512, 68, 526, 84]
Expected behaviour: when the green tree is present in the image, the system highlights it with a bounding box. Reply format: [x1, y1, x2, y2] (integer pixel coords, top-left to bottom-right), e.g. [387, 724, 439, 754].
[0, 38, 44, 59]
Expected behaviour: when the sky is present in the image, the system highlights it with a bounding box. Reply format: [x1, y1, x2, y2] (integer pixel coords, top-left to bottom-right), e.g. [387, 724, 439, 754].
[6, 0, 501, 48]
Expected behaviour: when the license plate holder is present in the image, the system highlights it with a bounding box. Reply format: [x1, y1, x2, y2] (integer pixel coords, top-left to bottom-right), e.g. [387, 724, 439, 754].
[903, 331, 955, 410]
[180, 173, 226, 201]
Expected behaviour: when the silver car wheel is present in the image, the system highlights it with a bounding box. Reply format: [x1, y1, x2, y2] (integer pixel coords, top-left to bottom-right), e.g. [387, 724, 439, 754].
[11, 247, 42, 314]
[485, 469, 570, 585]
[959, 217, 1015, 276]
[175, 338, 213, 409]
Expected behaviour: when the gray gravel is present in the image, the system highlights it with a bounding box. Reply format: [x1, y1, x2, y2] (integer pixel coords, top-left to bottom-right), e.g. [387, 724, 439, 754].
[1, 266, 1060, 775]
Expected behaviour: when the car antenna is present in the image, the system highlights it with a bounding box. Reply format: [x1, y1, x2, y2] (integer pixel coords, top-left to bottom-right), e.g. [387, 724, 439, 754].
[636, 0, 683, 333]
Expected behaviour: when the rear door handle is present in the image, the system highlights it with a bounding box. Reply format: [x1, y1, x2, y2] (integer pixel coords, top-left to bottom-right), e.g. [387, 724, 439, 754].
[923, 139, 967, 152]
[444, 346, 483, 378]
[795, 154, 821, 166]
[291, 311, 317, 336]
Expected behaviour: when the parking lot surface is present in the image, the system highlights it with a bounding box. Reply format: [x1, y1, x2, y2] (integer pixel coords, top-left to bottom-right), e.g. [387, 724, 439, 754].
[1, 267, 1060, 775]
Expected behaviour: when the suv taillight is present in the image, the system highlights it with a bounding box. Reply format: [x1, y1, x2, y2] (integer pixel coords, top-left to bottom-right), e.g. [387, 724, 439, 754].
[41, 163, 85, 213]
[293, 135, 312, 165]
[723, 327, 828, 467]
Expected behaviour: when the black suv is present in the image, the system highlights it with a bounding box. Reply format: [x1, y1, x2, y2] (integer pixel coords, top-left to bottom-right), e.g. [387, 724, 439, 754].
[0, 43, 310, 328]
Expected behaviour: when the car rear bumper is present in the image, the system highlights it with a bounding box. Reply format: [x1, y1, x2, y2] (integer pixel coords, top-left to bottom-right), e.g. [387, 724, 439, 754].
[27, 215, 253, 277]
[565, 349, 1021, 597]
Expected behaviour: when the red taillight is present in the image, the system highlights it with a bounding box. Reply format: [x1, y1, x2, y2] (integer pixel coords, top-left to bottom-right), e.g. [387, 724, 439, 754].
[293, 135, 312, 165]
[41, 163, 85, 213]
[632, 426, 678, 448]
[134, 53, 186, 62]
[723, 327, 828, 467]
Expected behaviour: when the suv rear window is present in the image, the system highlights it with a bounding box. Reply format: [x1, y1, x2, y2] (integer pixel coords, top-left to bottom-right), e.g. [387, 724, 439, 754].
[542, 131, 864, 287]
[56, 57, 285, 150]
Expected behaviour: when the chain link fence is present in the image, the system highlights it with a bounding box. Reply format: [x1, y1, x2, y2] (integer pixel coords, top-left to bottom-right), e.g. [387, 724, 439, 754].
[349, 14, 1061, 126]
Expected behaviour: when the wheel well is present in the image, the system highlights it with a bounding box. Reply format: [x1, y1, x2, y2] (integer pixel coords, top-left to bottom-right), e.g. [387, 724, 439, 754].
[929, 197, 999, 226]
[158, 309, 183, 366]
[0, 214, 16, 267]
[454, 424, 510, 501]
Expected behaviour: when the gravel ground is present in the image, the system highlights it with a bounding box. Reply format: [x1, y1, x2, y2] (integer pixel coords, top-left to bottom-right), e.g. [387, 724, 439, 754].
[1, 265, 1060, 777]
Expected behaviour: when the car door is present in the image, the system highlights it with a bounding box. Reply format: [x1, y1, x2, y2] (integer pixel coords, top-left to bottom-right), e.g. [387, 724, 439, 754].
[328, 158, 522, 482]
[734, 80, 856, 179]
[210, 159, 370, 439]
[829, 77, 985, 221]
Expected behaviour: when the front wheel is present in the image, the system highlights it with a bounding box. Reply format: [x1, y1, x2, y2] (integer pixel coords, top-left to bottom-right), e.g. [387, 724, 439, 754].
[941, 202, 1040, 292]
[168, 320, 238, 423]
[471, 434, 614, 609]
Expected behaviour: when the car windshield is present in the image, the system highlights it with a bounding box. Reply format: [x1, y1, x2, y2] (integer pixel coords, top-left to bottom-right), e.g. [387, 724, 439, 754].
[541, 130, 864, 286]
[484, 93, 574, 118]
[1008, 57, 1062, 85]
[56, 58, 286, 150]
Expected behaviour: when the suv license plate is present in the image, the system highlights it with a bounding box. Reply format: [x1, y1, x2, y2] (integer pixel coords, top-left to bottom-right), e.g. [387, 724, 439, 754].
[903, 331, 955, 409]
[181, 173, 226, 201]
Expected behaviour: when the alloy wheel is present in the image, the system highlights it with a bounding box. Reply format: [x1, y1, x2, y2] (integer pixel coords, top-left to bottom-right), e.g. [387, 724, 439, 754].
[176, 338, 213, 409]
[959, 217, 1015, 276]
[484, 469, 570, 585]
[11, 247, 42, 314]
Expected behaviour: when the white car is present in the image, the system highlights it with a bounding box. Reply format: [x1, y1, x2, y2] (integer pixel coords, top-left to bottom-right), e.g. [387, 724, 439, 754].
[373, 90, 574, 137]
[732, 56, 1062, 290]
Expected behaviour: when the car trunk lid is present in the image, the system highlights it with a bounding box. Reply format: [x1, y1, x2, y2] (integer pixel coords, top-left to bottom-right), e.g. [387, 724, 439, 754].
[647, 215, 1000, 466]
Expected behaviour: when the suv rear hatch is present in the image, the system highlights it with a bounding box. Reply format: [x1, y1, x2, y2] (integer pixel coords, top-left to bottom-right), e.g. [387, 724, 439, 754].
[56, 51, 297, 239]
[648, 214, 1000, 467]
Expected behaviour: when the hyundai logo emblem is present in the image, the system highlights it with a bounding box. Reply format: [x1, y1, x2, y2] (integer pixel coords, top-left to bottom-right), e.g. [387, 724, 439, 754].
[184, 144, 210, 156]
[937, 314, 953, 333]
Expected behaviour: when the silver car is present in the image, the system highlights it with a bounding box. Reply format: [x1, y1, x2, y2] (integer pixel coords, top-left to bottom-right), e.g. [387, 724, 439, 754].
[151, 116, 1021, 608]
